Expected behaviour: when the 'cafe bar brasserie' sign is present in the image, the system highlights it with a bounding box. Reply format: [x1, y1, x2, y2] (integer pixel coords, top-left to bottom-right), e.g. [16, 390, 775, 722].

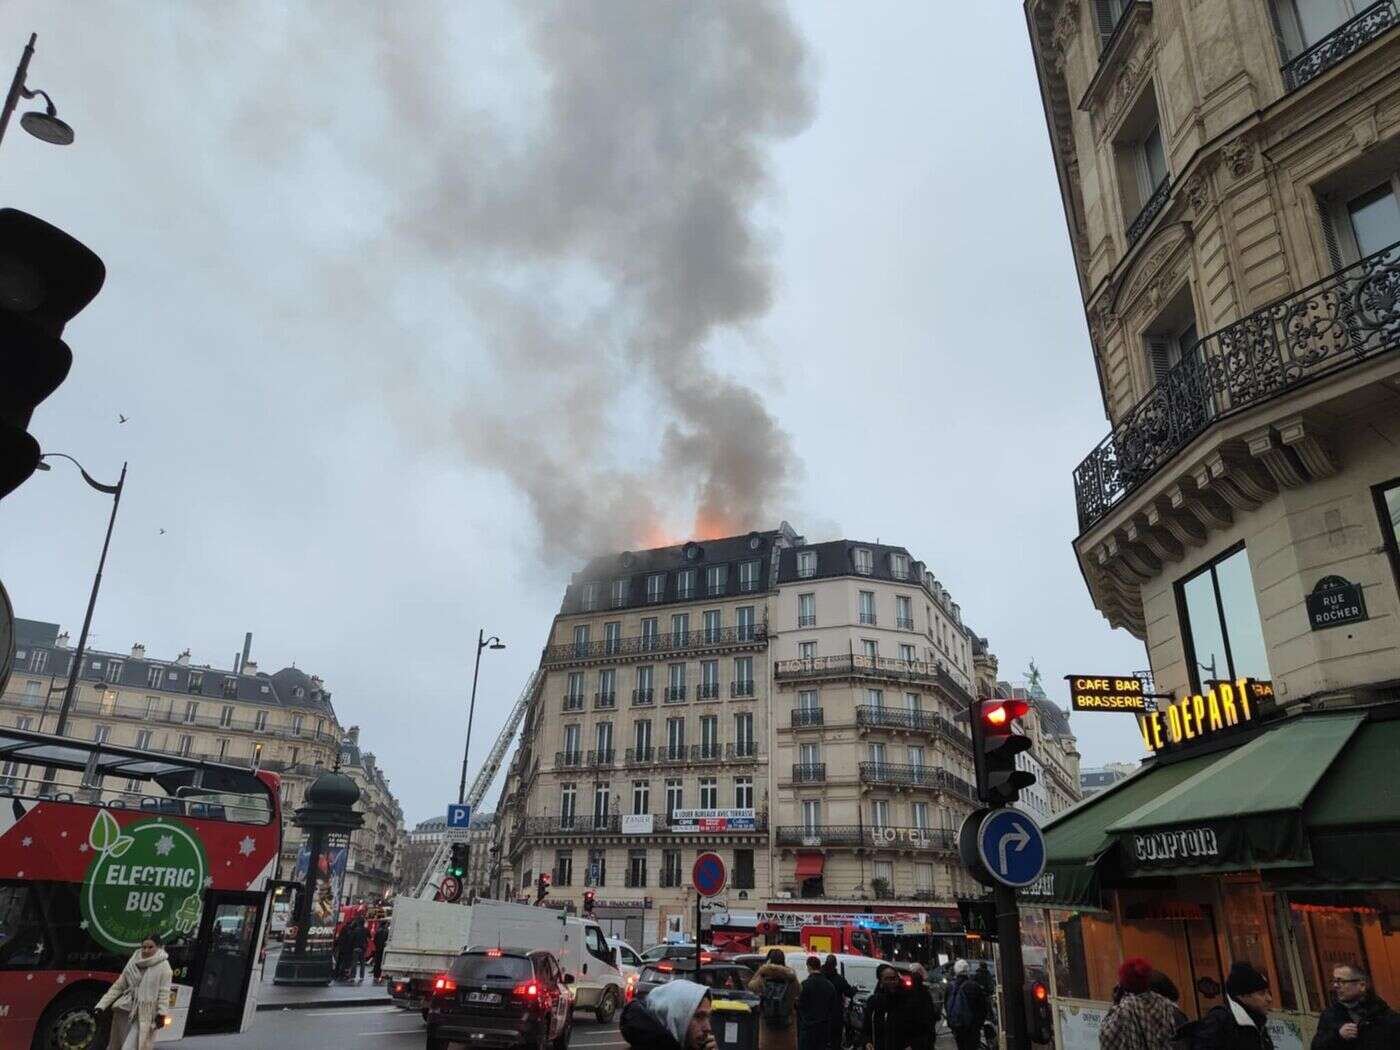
[1138, 678, 1271, 753]
[1065, 674, 1152, 712]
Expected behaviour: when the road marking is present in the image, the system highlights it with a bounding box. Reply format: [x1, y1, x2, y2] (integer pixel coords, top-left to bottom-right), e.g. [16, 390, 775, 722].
[298, 1006, 401, 1016]
[359, 1029, 423, 1036]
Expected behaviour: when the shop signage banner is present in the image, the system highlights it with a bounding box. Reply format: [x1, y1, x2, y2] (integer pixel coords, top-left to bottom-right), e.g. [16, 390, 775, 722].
[1116, 816, 1309, 876]
[1137, 678, 1266, 753]
[1305, 575, 1367, 630]
[757, 909, 926, 933]
[1064, 675, 1152, 712]
[622, 814, 655, 835]
[670, 808, 755, 832]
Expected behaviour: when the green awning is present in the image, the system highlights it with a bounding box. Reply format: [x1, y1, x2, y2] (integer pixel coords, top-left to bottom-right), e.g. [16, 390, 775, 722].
[1106, 712, 1364, 876]
[1029, 752, 1220, 908]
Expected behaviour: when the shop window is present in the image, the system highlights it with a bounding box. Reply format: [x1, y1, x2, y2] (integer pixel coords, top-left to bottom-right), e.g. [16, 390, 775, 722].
[1221, 880, 1298, 1012]
[1051, 909, 1121, 1002]
[1376, 478, 1400, 598]
[1176, 544, 1271, 693]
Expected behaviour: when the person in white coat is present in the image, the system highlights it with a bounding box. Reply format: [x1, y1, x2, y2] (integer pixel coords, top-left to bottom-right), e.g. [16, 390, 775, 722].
[96, 934, 174, 1050]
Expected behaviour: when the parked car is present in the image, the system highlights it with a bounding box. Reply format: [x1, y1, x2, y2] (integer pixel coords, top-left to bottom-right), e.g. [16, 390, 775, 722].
[425, 947, 574, 1050]
[631, 961, 755, 1005]
[639, 943, 719, 964]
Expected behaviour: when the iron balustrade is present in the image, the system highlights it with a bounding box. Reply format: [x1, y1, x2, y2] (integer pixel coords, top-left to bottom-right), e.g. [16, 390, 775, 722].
[791, 708, 824, 727]
[555, 751, 583, 768]
[1073, 239, 1400, 530]
[726, 742, 758, 759]
[775, 825, 862, 847]
[858, 762, 977, 798]
[1126, 175, 1171, 247]
[774, 654, 975, 704]
[624, 747, 655, 765]
[696, 743, 722, 760]
[798, 615, 816, 627]
[731, 681, 755, 698]
[665, 686, 688, 702]
[856, 705, 973, 748]
[896, 618, 914, 630]
[1282, 1, 1399, 90]
[775, 825, 957, 852]
[586, 749, 615, 767]
[543, 624, 768, 664]
[594, 692, 616, 709]
[698, 683, 721, 700]
[859, 613, 878, 626]
[632, 689, 654, 705]
[563, 695, 585, 712]
[27, 695, 341, 744]
[791, 763, 826, 783]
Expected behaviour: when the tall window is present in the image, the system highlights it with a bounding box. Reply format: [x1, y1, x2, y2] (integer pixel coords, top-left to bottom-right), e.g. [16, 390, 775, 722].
[890, 552, 910, 580]
[912, 801, 929, 829]
[796, 550, 817, 578]
[291, 713, 304, 735]
[587, 848, 607, 886]
[700, 715, 719, 757]
[733, 656, 754, 696]
[666, 779, 683, 817]
[668, 663, 686, 700]
[92, 724, 110, 744]
[219, 705, 234, 728]
[862, 639, 878, 661]
[662, 849, 682, 887]
[177, 734, 193, 757]
[555, 851, 574, 887]
[189, 672, 203, 695]
[735, 776, 753, 809]
[798, 690, 819, 713]
[666, 717, 686, 757]
[802, 799, 822, 832]
[734, 849, 755, 889]
[853, 548, 873, 574]
[184, 701, 199, 724]
[700, 660, 720, 699]
[598, 668, 616, 706]
[798, 593, 816, 627]
[706, 564, 727, 596]
[736, 606, 755, 641]
[647, 573, 666, 603]
[671, 613, 689, 647]
[1339, 179, 1400, 261]
[904, 691, 920, 712]
[135, 729, 152, 750]
[627, 850, 648, 888]
[1093, 0, 1129, 48]
[1177, 545, 1271, 691]
[611, 579, 627, 608]
[1376, 478, 1400, 596]
[106, 660, 123, 683]
[867, 688, 884, 709]
[582, 582, 600, 611]
[699, 778, 718, 808]
[915, 863, 934, 896]
[868, 742, 887, 766]
[641, 617, 659, 650]
[1274, 0, 1371, 58]
[734, 713, 754, 755]
[635, 665, 654, 703]
[873, 861, 894, 895]
[739, 560, 761, 592]
[703, 609, 721, 643]
[677, 569, 696, 600]
[146, 665, 162, 688]
[859, 591, 877, 625]
[593, 782, 610, 827]
[908, 745, 925, 770]
[563, 724, 581, 758]
[604, 622, 621, 655]
[633, 780, 650, 815]
[1136, 123, 1168, 203]
[898, 643, 916, 663]
[870, 799, 889, 828]
[798, 641, 817, 660]
[799, 742, 821, 767]
[895, 595, 913, 629]
[633, 719, 652, 753]
[595, 721, 613, 757]
[573, 624, 590, 656]
[561, 783, 577, 826]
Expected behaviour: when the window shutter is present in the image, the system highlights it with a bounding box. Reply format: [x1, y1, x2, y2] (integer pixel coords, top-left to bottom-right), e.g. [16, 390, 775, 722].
[1094, 0, 1118, 49]
[1146, 338, 1172, 384]
[1317, 199, 1345, 271]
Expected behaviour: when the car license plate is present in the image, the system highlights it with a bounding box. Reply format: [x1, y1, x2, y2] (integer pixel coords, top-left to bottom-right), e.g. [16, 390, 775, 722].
[466, 992, 501, 1005]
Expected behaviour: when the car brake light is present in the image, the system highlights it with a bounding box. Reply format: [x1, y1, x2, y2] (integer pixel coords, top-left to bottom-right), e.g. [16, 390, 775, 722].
[513, 981, 541, 1003]
[658, 963, 673, 972]
[701, 953, 713, 963]
[901, 976, 913, 989]
[627, 974, 638, 984]
[1033, 983, 1048, 1002]
[433, 975, 457, 995]
[486, 948, 503, 957]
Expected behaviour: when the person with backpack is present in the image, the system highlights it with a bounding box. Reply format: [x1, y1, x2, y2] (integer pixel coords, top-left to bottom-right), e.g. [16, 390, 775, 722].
[749, 948, 800, 1050]
[946, 960, 990, 1050]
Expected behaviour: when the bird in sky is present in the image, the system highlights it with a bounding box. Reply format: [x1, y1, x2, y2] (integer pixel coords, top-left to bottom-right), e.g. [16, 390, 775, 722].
[158, 528, 166, 535]
[118, 414, 128, 424]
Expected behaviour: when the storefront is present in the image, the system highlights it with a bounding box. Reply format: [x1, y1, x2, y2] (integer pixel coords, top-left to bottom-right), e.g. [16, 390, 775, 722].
[1023, 704, 1400, 1050]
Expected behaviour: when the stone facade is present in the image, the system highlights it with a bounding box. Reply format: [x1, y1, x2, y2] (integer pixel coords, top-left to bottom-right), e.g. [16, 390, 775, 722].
[1026, 0, 1400, 709]
[338, 726, 405, 902]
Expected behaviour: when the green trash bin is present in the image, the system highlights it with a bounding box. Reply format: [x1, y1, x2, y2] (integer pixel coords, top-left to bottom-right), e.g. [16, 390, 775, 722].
[712, 998, 758, 1050]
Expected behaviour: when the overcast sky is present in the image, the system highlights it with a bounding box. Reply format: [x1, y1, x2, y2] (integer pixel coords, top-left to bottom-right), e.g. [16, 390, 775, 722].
[1, 2, 1149, 826]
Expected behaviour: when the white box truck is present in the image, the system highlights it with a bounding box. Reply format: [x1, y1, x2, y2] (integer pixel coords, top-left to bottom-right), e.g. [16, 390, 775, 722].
[385, 899, 626, 1023]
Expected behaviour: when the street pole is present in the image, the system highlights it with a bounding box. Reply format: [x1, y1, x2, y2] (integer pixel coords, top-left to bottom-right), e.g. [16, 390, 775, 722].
[994, 882, 1030, 1050]
[0, 33, 36, 152]
[53, 461, 126, 737]
[458, 628, 486, 805]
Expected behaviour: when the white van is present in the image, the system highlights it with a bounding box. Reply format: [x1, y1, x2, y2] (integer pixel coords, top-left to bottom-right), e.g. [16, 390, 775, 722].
[385, 898, 627, 1022]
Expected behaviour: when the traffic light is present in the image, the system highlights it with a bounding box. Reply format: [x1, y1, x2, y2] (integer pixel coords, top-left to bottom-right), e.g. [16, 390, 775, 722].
[535, 872, 551, 905]
[448, 843, 467, 879]
[1025, 980, 1053, 1044]
[971, 698, 1036, 806]
[582, 889, 595, 916]
[0, 209, 105, 501]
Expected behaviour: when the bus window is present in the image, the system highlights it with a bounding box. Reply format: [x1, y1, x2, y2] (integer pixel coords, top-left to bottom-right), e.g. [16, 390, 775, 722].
[0, 884, 48, 968]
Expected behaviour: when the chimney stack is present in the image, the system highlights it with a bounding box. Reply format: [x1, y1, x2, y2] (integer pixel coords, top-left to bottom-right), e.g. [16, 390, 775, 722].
[56, 630, 69, 648]
[346, 725, 361, 745]
[176, 649, 191, 667]
[131, 643, 146, 659]
[242, 660, 258, 676]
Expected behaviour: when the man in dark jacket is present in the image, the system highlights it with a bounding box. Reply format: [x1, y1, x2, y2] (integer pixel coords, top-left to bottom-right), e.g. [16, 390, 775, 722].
[945, 961, 989, 1050]
[622, 980, 716, 1050]
[823, 956, 856, 1050]
[798, 956, 840, 1050]
[348, 917, 369, 981]
[863, 965, 921, 1050]
[372, 921, 389, 981]
[1180, 962, 1275, 1050]
[1312, 964, 1400, 1050]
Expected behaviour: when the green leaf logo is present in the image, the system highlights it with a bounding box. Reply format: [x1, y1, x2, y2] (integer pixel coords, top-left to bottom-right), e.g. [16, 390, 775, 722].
[90, 810, 120, 853]
[109, 836, 134, 858]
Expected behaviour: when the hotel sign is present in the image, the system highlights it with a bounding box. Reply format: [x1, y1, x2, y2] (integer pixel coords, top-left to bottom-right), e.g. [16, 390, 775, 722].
[1305, 576, 1367, 630]
[1137, 678, 1270, 753]
[1065, 675, 1152, 712]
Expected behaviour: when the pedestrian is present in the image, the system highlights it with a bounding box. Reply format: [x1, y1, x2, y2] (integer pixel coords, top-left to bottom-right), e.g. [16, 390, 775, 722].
[1312, 963, 1400, 1050]
[862, 964, 918, 1050]
[349, 916, 369, 982]
[749, 948, 801, 1050]
[1179, 962, 1275, 1050]
[908, 964, 943, 1033]
[904, 966, 939, 1050]
[94, 933, 173, 1050]
[372, 920, 390, 982]
[797, 956, 840, 1050]
[1100, 958, 1183, 1050]
[621, 979, 717, 1050]
[1149, 971, 1191, 1050]
[822, 955, 856, 1050]
[332, 921, 351, 981]
[945, 960, 990, 1050]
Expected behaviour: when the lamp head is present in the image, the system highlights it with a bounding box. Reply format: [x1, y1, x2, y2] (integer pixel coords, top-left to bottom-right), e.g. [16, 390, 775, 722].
[20, 93, 73, 146]
[489, 641, 506, 650]
[34, 460, 51, 471]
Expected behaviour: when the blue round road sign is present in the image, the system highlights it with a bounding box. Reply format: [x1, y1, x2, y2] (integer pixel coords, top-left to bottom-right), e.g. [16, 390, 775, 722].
[692, 851, 726, 897]
[976, 809, 1046, 888]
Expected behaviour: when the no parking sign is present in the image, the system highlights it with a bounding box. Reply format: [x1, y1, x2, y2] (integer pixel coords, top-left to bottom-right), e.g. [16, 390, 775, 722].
[692, 852, 726, 897]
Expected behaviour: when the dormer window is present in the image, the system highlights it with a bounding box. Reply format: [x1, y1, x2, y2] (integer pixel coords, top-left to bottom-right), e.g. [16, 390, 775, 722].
[582, 582, 601, 611]
[147, 666, 163, 688]
[738, 560, 761, 593]
[222, 677, 237, 699]
[646, 573, 666, 603]
[796, 550, 817, 579]
[705, 564, 727, 597]
[106, 660, 123, 683]
[853, 548, 873, 575]
[189, 671, 203, 695]
[611, 579, 628, 608]
[890, 553, 910, 580]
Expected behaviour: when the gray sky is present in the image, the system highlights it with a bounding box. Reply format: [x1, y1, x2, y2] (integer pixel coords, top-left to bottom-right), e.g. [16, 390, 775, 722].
[1, 2, 1148, 827]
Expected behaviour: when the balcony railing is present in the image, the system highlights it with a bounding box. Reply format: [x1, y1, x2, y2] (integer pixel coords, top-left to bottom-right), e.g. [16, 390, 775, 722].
[1073, 240, 1400, 530]
[586, 749, 615, 767]
[562, 695, 585, 712]
[775, 825, 957, 852]
[726, 742, 758, 759]
[1126, 174, 1171, 247]
[856, 705, 972, 748]
[518, 813, 769, 837]
[594, 692, 616, 709]
[13, 695, 341, 744]
[798, 615, 816, 627]
[625, 747, 655, 765]
[1282, 1, 1399, 91]
[896, 617, 914, 630]
[791, 763, 825, 783]
[790, 708, 824, 727]
[858, 763, 976, 799]
[859, 613, 877, 626]
[731, 680, 755, 698]
[555, 751, 583, 768]
[632, 689, 654, 706]
[543, 624, 767, 664]
[665, 686, 688, 703]
[698, 683, 721, 700]
[774, 654, 973, 703]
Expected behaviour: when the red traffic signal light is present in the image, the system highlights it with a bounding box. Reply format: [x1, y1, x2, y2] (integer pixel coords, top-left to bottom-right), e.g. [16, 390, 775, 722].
[0, 209, 105, 501]
[541, 872, 552, 885]
[972, 697, 1036, 806]
[1025, 980, 1053, 1043]
[582, 889, 596, 913]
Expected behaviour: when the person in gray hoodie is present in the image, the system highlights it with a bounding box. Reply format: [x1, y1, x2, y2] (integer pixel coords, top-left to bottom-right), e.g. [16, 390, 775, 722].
[621, 979, 717, 1050]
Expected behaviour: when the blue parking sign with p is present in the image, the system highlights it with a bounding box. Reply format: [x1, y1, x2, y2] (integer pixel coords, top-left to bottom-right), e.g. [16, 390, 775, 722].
[447, 803, 472, 828]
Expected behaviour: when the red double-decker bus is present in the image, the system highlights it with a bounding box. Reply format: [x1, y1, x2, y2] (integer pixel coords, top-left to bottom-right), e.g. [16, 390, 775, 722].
[0, 726, 284, 1048]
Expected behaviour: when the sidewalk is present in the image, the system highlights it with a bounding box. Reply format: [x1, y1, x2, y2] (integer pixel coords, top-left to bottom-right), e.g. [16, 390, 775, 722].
[254, 949, 395, 1011]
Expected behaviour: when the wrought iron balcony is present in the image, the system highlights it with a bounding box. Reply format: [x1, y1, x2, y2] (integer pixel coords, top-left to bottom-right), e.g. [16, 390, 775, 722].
[774, 654, 974, 704]
[798, 614, 816, 627]
[660, 745, 689, 762]
[542, 624, 768, 665]
[1282, 1, 1398, 91]
[697, 744, 722, 761]
[731, 680, 755, 698]
[775, 825, 861, 847]
[586, 749, 615, 767]
[562, 695, 585, 712]
[858, 763, 976, 799]
[775, 825, 957, 852]
[594, 692, 616, 709]
[1073, 240, 1400, 530]
[856, 706, 972, 748]
[624, 746, 655, 765]
[791, 763, 826, 783]
[726, 742, 758, 760]
[698, 683, 721, 700]
[555, 751, 583, 768]
[859, 612, 877, 626]
[790, 708, 824, 727]
[896, 617, 914, 630]
[520, 814, 620, 835]
[1126, 175, 1171, 247]
[665, 686, 688, 703]
[632, 688, 654, 705]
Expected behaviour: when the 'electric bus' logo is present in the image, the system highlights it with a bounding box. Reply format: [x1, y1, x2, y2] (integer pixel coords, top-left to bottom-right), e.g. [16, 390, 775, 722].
[80, 812, 209, 954]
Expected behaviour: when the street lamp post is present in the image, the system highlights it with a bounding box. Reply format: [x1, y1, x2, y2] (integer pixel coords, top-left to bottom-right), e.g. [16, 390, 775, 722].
[0, 33, 76, 153]
[458, 628, 505, 805]
[36, 454, 125, 737]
